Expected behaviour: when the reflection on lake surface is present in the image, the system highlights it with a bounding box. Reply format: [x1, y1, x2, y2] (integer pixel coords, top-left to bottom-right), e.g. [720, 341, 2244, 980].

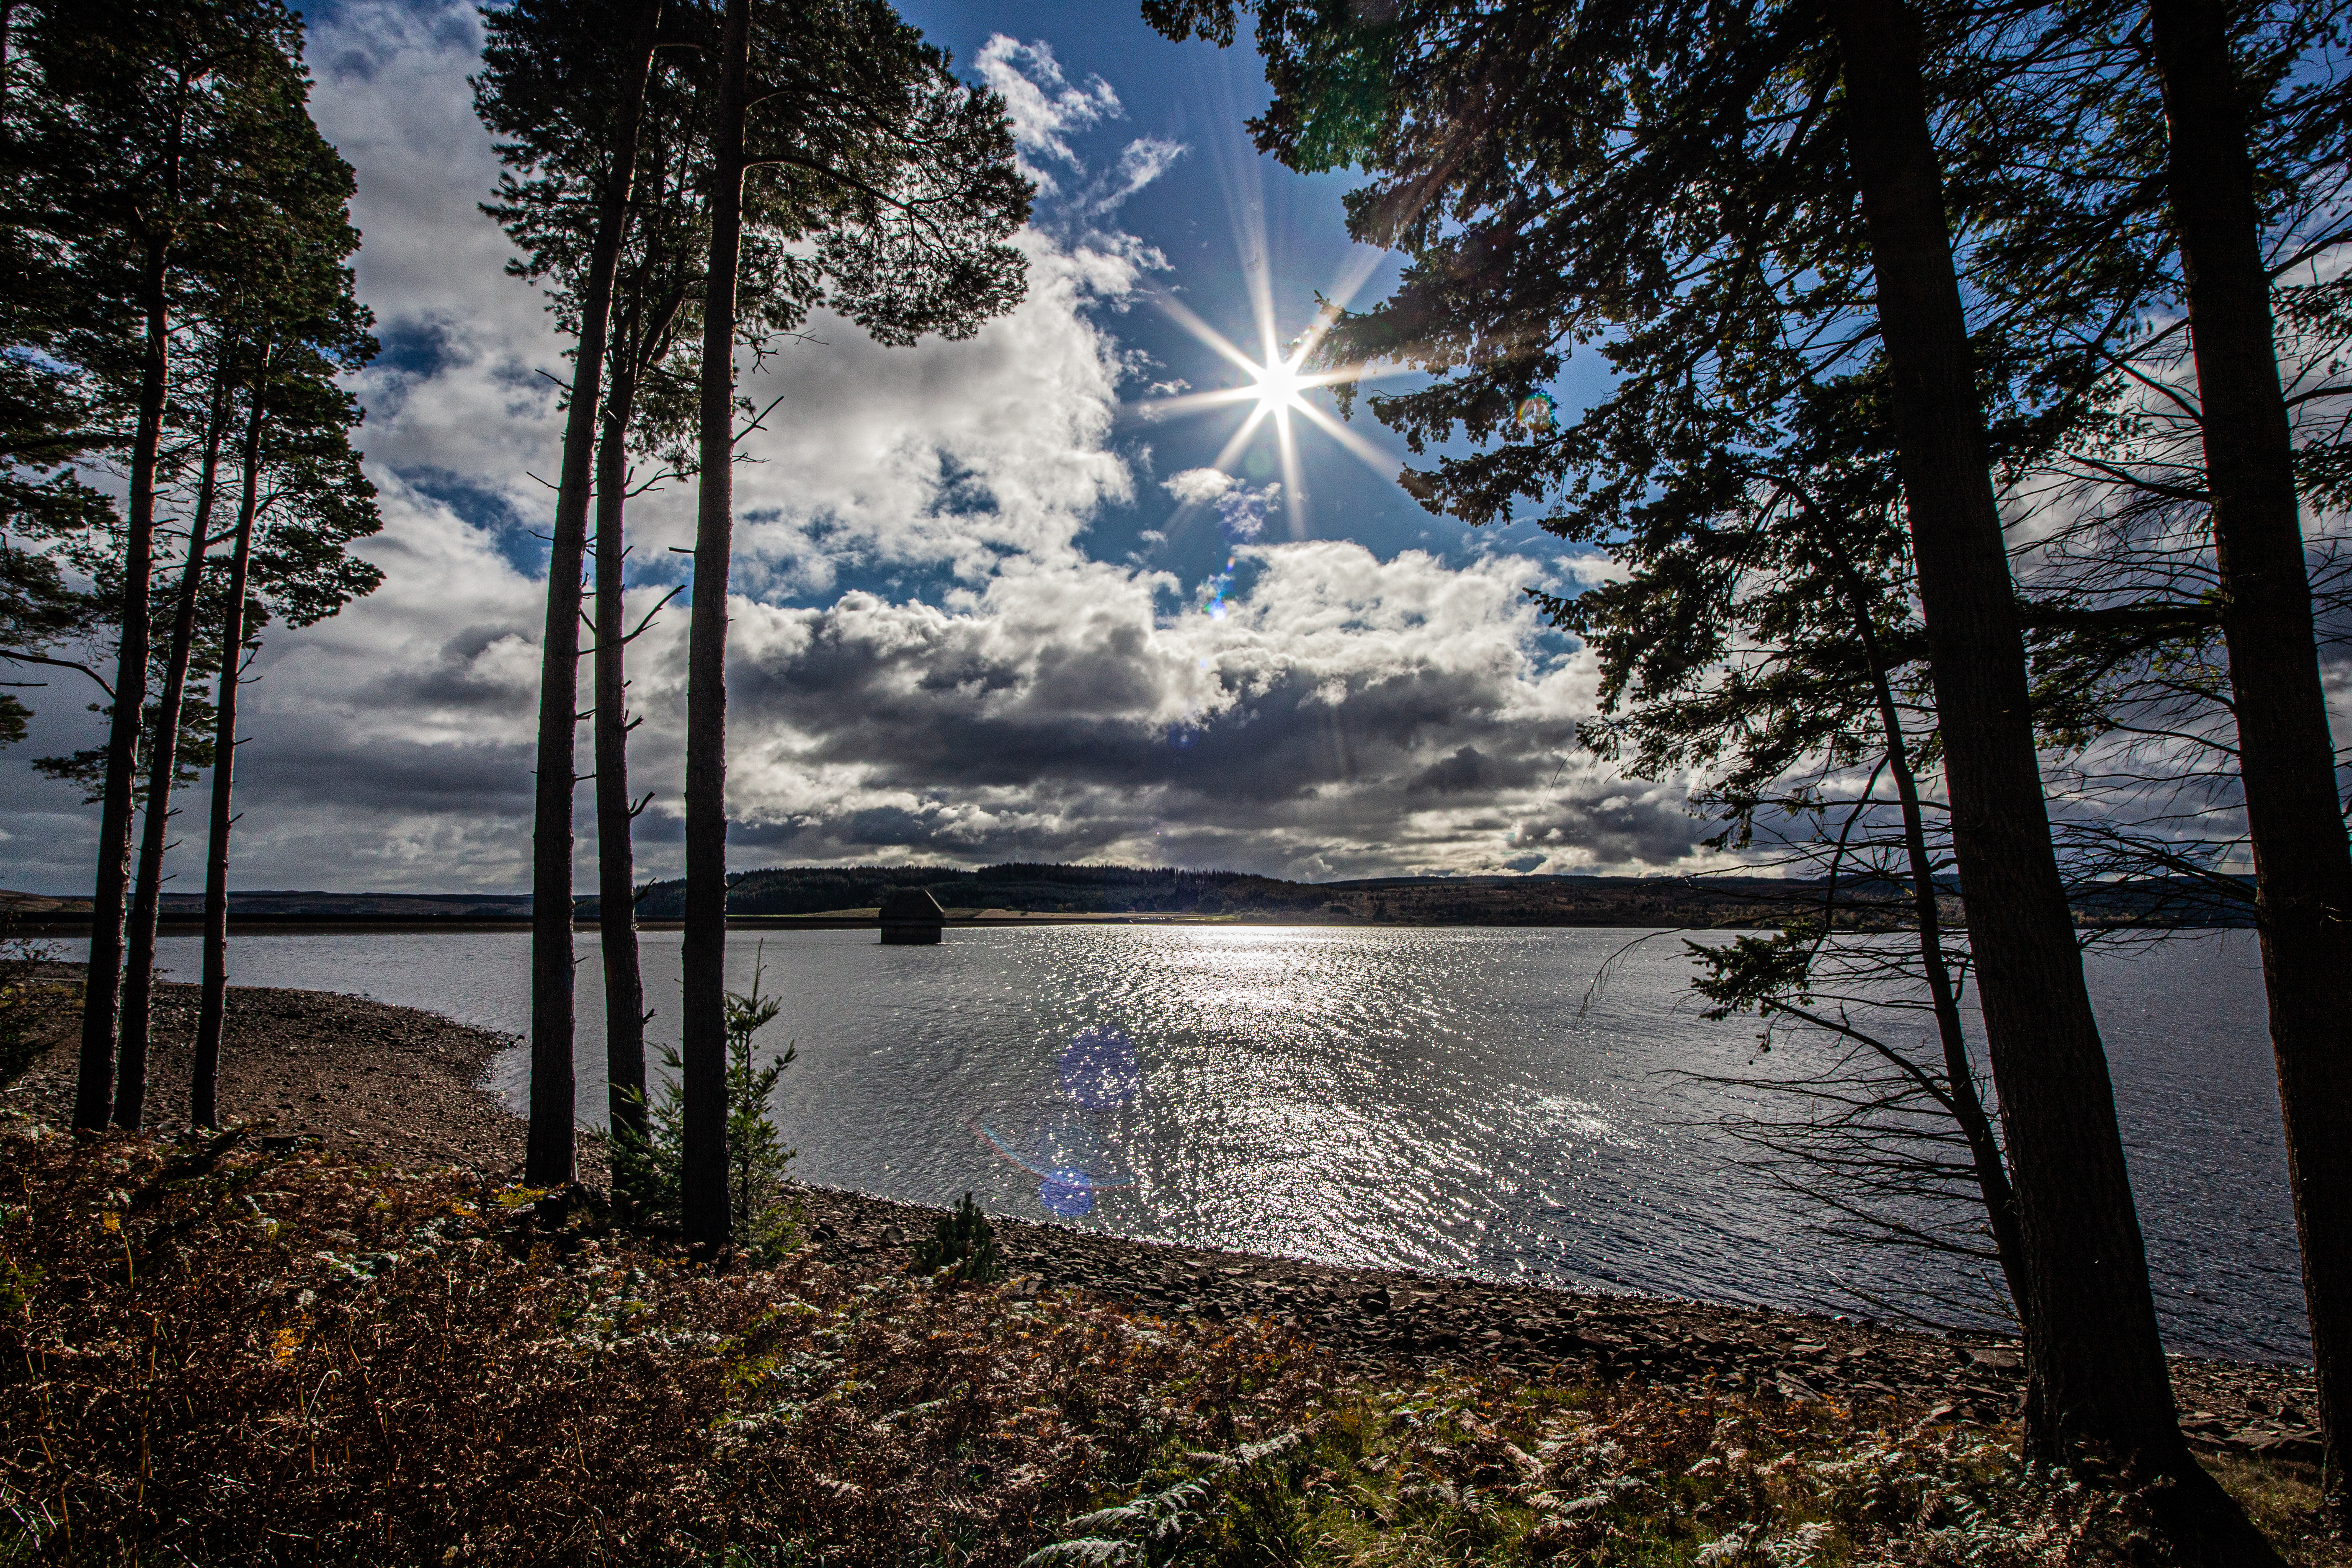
[120, 923, 2299, 1362]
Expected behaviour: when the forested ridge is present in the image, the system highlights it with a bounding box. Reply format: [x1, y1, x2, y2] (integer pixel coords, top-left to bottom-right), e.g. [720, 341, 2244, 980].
[608, 861, 2254, 926]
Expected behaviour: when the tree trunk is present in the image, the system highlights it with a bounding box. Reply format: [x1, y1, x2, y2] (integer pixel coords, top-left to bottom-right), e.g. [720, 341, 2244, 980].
[193, 345, 270, 1130]
[595, 359, 648, 1151]
[75, 232, 168, 1132]
[2150, 0, 2352, 1516]
[682, 0, 751, 1248]
[524, 0, 660, 1187]
[1824, 1, 2277, 1558]
[1872, 678, 2026, 1313]
[116, 351, 235, 1129]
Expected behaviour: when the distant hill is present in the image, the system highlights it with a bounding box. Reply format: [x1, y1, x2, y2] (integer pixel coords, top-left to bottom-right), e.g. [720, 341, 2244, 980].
[0, 890, 534, 923]
[609, 861, 2251, 928]
[2, 865, 2251, 930]
[601, 862, 1823, 928]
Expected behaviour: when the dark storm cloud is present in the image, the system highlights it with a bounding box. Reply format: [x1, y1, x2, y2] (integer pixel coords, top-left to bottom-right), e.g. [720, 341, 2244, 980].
[1502, 788, 1715, 869]
[231, 730, 533, 812]
[1412, 745, 1496, 794]
[697, 543, 1725, 878]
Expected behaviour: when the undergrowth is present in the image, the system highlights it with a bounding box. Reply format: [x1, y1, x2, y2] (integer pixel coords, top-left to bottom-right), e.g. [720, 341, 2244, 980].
[611, 959, 800, 1259]
[0, 1117, 2326, 1565]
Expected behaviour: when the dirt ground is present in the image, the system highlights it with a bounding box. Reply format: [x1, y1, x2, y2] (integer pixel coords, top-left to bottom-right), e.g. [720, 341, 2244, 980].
[10, 972, 538, 1178]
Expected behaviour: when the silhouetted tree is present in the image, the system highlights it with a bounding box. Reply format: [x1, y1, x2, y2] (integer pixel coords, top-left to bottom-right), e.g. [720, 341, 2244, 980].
[190, 307, 380, 1129]
[1140, 0, 2289, 1554]
[1561, 437, 2026, 1318]
[678, 0, 1029, 1246]
[477, 0, 665, 1186]
[17, 0, 324, 1130]
[588, 58, 707, 1159]
[2144, 0, 2352, 1512]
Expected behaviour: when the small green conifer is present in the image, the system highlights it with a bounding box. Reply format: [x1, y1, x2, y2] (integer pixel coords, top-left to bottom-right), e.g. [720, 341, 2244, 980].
[911, 1192, 1001, 1285]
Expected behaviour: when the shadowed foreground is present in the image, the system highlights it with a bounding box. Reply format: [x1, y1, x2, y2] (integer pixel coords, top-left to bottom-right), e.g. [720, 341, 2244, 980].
[3, 1118, 2335, 1565]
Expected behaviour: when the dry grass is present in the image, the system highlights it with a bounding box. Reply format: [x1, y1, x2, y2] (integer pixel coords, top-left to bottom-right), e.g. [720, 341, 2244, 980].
[2197, 1452, 2345, 1567]
[0, 1114, 2331, 1566]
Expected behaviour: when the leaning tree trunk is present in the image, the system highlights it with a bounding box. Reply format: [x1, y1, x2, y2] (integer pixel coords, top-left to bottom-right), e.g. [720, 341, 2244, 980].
[117, 353, 236, 1128]
[681, 0, 751, 1248]
[76, 232, 169, 1132]
[1866, 654, 2026, 1312]
[524, 0, 661, 1187]
[1798, 487, 2029, 1313]
[2150, 0, 2352, 1518]
[192, 345, 270, 1129]
[1823, 2, 2277, 1560]
[594, 358, 649, 1152]
[1835, 550, 2028, 1314]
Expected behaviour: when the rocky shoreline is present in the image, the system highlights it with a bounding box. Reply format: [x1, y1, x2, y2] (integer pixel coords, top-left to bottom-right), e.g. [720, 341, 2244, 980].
[793, 1185, 2321, 1468]
[12, 976, 2320, 1468]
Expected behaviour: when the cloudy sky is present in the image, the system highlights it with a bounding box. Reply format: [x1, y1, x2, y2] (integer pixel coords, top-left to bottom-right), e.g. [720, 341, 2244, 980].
[1, 0, 1725, 895]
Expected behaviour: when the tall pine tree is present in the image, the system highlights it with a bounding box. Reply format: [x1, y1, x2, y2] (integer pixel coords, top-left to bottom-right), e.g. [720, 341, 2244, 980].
[678, 0, 1028, 1244]
[477, 0, 665, 1186]
[18, 0, 327, 1129]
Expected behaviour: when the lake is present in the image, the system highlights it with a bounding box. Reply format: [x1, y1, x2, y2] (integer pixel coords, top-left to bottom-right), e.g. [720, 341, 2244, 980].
[109, 923, 2301, 1363]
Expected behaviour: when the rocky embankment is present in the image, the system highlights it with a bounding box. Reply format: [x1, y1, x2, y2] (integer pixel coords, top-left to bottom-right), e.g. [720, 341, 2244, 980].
[13, 975, 2319, 1469]
[12, 977, 546, 1178]
[792, 1185, 2324, 1468]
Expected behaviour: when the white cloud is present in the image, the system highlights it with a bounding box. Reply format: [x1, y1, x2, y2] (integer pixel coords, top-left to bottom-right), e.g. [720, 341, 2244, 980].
[1162, 468, 1235, 505]
[973, 35, 1188, 233]
[974, 35, 1122, 193]
[312, 0, 566, 525]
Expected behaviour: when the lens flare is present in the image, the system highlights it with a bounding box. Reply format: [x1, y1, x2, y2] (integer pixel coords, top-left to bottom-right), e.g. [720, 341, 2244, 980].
[1060, 1025, 1142, 1108]
[968, 1118, 1137, 1207]
[1038, 1170, 1096, 1217]
[972, 1026, 1150, 1217]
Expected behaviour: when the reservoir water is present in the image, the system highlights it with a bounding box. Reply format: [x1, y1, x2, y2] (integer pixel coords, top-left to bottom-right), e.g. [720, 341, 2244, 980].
[112, 923, 2299, 1363]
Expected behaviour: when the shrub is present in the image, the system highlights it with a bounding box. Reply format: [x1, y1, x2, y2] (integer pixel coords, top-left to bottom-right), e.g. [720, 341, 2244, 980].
[912, 1190, 1003, 1284]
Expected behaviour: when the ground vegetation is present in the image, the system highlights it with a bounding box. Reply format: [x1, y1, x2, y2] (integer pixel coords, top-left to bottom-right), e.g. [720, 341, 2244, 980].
[3, 1111, 2335, 1565]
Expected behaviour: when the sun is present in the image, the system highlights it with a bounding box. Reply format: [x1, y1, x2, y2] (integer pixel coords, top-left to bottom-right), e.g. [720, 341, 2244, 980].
[1248, 354, 1310, 417]
[1136, 293, 1403, 540]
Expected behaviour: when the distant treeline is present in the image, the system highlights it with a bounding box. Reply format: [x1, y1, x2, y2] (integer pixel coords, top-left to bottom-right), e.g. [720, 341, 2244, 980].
[618, 863, 1316, 921]
[594, 864, 2255, 928]
[3, 867, 2251, 928]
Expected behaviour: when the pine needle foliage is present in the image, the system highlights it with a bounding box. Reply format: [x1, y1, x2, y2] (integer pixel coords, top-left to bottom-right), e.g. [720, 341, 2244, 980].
[912, 1190, 1003, 1284]
[612, 965, 798, 1259]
